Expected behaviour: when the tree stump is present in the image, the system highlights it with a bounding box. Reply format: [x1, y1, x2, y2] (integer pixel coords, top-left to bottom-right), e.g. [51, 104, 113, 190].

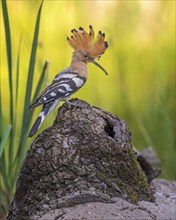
[8, 99, 156, 220]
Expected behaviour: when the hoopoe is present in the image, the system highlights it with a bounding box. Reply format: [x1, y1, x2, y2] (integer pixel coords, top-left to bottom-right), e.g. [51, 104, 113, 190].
[29, 25, 108, 137]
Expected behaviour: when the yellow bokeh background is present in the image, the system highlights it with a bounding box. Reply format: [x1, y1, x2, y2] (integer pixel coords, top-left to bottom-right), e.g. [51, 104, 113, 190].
[1, 0, 175, 180]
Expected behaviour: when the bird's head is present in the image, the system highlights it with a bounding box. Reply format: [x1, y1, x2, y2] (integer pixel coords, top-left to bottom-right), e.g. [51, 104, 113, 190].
[67, 25, 108, 75]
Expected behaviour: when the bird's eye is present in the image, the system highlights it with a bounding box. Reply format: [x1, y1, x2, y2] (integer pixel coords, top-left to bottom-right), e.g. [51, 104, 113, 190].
[84, 54, 88, 58]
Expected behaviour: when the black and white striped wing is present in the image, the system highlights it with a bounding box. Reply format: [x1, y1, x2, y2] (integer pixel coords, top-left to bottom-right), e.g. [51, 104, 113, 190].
[29, 72, 86, 109]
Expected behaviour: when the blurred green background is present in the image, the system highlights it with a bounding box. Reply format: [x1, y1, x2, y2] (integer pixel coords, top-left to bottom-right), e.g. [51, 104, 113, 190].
[0, 0, 175, 215]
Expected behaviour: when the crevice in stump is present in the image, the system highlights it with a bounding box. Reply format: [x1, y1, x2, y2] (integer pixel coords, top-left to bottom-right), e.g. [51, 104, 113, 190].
[7, 99, 159, 220]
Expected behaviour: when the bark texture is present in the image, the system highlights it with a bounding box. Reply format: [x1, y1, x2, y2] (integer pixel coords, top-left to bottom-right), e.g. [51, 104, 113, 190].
[8, 99, 156, 220]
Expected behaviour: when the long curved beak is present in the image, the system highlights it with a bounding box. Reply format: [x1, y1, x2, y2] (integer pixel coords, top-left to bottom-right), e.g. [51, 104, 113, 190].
[89, 58, 108, 75]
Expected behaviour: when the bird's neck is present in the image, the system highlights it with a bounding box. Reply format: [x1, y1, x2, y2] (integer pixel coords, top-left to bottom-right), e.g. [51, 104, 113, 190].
[70, 54, 88, 78]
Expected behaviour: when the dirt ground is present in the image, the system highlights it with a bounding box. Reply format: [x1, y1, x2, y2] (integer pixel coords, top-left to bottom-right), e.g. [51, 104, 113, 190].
[39, 179, 176, 220]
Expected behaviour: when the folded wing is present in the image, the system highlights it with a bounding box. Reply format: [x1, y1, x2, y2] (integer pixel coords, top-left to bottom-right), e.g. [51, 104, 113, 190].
[29, 72, 86, 109]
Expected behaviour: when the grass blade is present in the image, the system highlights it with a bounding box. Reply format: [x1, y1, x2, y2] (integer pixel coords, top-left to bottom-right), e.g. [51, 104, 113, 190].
[11, 60, 48, 190]
[0, 84, 10, 193]
[32, 61, 49, 103]
[15, 34, 22, 106]
[1, 0, 13, 124]
[0, 125, 12, 159]
[14, 0, 44, 172]
[0, 74, 2, 141]
[1, 0, 15, 191]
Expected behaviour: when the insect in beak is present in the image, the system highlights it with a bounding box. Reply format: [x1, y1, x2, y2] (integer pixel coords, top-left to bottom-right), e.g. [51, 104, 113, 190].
[89, 57, 108, 75]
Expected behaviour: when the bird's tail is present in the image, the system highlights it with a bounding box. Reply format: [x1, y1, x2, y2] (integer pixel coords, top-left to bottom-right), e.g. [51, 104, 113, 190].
[29, 100, 59, 137]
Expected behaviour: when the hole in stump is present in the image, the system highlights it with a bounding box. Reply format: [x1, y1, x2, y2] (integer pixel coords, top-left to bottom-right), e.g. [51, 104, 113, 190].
[105, 124, 115, 139]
